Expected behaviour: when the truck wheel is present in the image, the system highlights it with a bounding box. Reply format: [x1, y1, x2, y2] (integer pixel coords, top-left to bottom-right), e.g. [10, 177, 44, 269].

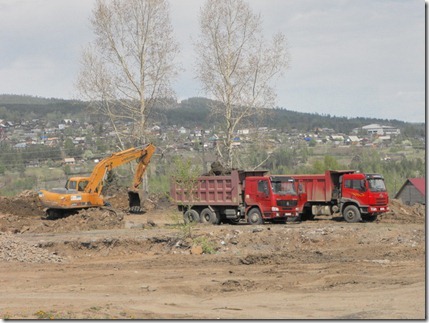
[200, 208, 219, 225]
[183, 209, 200, 224]
[343, 205, 361, 223]
[247, 208, 263, 225]
[301, 208, 314, 221]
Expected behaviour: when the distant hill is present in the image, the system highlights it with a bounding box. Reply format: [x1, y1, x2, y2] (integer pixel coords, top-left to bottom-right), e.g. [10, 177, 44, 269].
[0, 94, 69, 105]
[0, 94, 425, 137]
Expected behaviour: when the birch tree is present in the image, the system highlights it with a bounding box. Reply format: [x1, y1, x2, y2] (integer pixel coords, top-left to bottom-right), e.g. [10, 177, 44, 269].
[76, 0, 179, 148]
[195, 0, 288, 168]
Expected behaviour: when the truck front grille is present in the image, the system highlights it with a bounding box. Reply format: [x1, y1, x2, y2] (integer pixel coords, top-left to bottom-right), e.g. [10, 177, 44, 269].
[375, 197, 388, 205]
[277, 200, 297, 207]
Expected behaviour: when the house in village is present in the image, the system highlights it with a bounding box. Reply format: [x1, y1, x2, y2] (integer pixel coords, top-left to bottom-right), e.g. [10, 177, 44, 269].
[352, 124, 401, 136]
[345, 135, 361, 145]
[394, 178, 426, 205]
[64, 157, 76, 165]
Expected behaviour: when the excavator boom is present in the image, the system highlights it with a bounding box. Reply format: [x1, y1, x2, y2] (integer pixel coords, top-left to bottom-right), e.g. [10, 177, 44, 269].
[84, 144, 156, 195]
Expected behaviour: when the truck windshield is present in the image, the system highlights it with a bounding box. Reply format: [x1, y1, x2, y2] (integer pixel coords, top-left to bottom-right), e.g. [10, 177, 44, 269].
[271, 177, 296, 195]
[368, 178, 387, 192]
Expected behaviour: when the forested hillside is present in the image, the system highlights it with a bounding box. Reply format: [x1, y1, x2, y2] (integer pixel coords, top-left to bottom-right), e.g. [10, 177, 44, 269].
[0, 95, 425, 137]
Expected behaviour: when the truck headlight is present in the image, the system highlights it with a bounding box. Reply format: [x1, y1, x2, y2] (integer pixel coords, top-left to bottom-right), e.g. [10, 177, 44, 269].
[272, 207, 279, 212]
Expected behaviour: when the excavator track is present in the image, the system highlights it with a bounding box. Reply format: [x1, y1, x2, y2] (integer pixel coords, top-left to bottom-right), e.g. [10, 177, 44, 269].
[42, 206, 124, 221]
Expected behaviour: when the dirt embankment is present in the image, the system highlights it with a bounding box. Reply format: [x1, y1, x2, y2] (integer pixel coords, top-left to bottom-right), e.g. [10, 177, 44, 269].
[0, 189, 168, 234]
[0, 189, 425, 319]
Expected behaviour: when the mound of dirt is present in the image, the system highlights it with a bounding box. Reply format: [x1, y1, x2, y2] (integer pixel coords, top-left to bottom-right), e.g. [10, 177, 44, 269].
[0, 232, 65, 263]
[381, 199, 426, 224]
[106, 188, 172, 212]
[0, 207, 125, 234]
[0, 190, 45, 217]
[31, 208, 125, 233]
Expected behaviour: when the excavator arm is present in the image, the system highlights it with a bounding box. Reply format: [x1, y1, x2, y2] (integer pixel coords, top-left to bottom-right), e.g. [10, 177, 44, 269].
[130, 144, 156, 192]
[126, 144, 157, 213]
[84, 143, 156, 195]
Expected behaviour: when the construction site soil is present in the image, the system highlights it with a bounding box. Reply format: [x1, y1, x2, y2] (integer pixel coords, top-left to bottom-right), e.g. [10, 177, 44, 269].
[0, 190, 426, 319]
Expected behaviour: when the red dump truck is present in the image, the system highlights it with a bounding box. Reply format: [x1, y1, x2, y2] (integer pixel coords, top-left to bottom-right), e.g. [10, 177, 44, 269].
[170, 170, 300, 225]
[290, 170, 389, 222]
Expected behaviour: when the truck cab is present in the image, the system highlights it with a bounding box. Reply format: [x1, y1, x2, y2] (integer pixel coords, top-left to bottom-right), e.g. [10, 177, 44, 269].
[340, 173, 389, 221]
[244, 175, 299, 222]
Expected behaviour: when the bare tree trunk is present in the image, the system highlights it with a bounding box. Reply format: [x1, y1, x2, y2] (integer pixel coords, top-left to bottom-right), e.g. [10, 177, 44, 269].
[195, 0, 288, 168]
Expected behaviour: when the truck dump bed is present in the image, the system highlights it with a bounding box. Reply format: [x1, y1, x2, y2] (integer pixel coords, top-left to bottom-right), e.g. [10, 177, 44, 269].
[292, 170, 355, 202]
[170, 169, 268, 206]
[292, 173, 330, 202]
[170, 170, 241, 206]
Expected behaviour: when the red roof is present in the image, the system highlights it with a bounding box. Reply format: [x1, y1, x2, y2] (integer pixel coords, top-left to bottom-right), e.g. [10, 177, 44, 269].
[409, 178, 426, 196]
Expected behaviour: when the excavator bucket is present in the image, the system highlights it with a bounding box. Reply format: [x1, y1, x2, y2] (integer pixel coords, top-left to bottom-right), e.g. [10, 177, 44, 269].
[128, 191, 142, 214]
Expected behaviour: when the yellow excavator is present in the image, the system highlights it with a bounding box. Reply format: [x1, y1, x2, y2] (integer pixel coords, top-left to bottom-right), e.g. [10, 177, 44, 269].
[38, 143, 156, 218]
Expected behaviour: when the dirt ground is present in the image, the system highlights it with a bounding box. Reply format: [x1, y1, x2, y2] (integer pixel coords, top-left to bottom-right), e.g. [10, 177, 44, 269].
[0, 191, 426, 319]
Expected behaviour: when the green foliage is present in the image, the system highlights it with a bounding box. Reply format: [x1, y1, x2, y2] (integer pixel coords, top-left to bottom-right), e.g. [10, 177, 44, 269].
[167, 209, 197, 239]
[83, 150, 94, 160]
[169, 156, 202, 206]
[312, 155, 346, 174]
[0, 143, 62, 173]
[266, 147, 296, 174]
[148, 174, 170, 195]
[194, 236, 217, 254]
[0, 173, 37, 196]
[95, 138, 108, 153]
[63, 164, 72, 175]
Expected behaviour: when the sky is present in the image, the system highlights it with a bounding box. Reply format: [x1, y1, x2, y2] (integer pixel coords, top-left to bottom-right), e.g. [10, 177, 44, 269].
[0, 0, 425, 123]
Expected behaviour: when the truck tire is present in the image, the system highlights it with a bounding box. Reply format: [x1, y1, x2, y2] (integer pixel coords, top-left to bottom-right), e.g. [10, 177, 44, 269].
[200, 208, 219, 225]
[183, 209, 200, 224]
[247, 208, 263, 225]
[343, 205, 361, 223]
[301, 207, 314, 221]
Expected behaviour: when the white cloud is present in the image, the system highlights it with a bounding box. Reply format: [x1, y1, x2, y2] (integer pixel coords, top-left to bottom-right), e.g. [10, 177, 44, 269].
[0, 0, 424, 122]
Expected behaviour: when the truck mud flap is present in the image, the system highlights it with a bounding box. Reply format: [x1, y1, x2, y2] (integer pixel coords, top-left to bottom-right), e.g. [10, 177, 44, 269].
[128, 191, 142, 214]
